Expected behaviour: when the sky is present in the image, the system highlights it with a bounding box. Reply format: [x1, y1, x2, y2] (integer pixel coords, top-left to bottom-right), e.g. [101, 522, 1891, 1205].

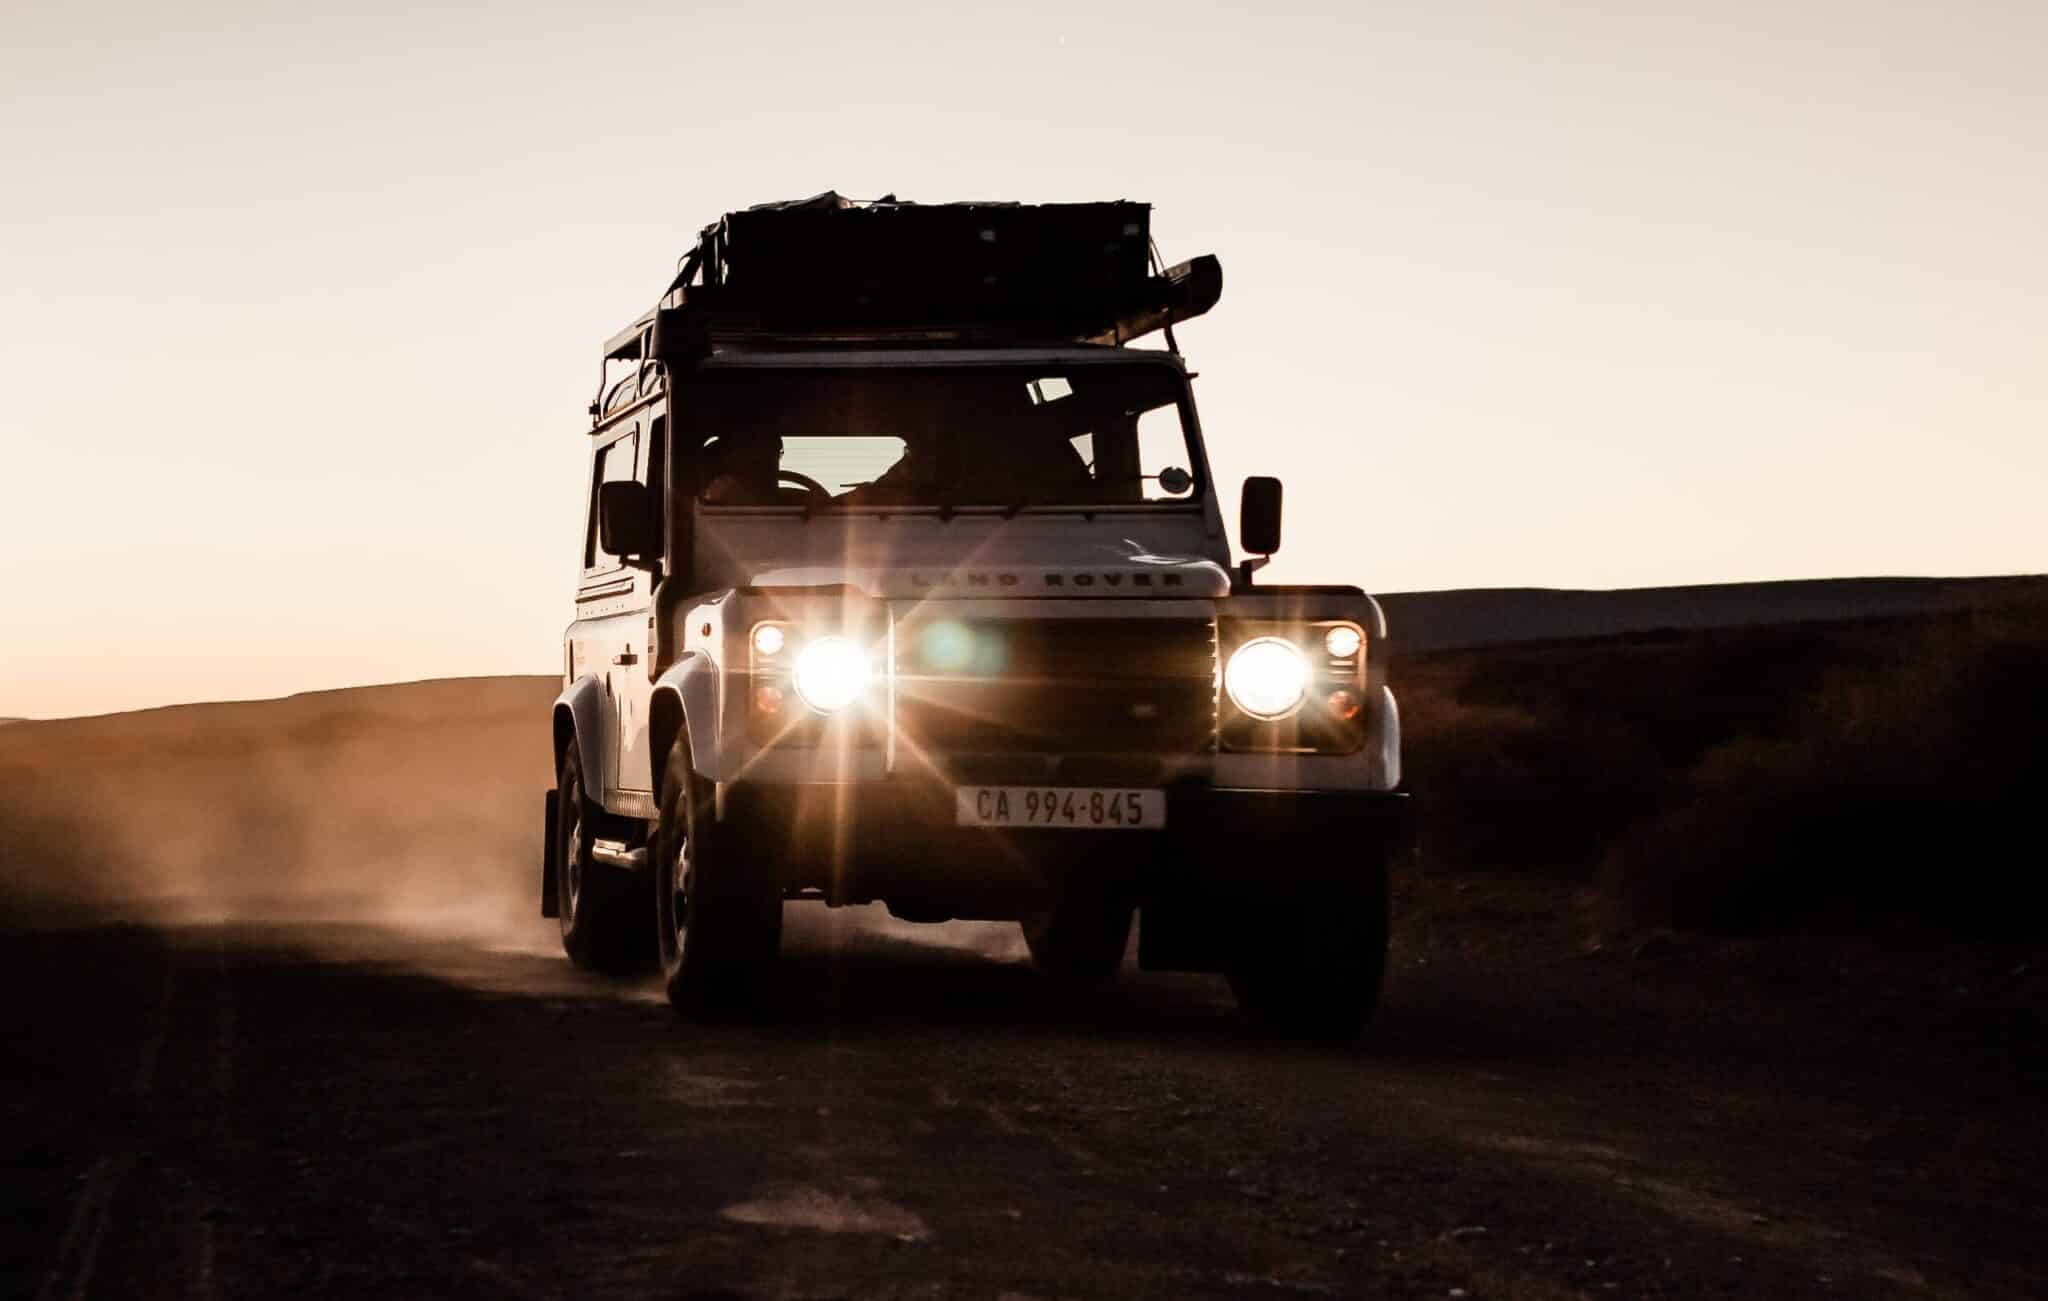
[3, 0, 2043, 718]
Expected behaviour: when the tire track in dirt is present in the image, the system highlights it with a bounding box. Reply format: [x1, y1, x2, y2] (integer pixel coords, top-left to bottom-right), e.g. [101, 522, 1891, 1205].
[32, 940, 177, 1301]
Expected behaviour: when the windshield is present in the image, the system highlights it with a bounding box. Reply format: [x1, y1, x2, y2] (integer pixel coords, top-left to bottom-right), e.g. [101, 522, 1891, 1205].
[685, 363, 1199, 510]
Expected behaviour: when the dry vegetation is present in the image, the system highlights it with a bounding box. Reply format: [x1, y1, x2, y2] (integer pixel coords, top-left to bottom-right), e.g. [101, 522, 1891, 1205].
[1397, 607, 2048, 935]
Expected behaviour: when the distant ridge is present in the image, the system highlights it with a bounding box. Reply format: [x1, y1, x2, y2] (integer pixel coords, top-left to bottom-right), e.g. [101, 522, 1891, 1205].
[0, 677, 556, 732]
[8, 579, 2047, 723]
[1379, 574, 2048, 654]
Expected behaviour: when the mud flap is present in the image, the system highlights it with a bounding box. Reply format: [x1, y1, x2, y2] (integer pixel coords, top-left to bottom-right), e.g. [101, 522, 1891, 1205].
[541, 788, 560, 918]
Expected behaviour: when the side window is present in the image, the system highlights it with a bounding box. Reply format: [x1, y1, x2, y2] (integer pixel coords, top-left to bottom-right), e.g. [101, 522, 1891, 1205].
[1136, 405, 1194, 500]
[645, 417, 666, 546]
[583, 430, 641, 570]
[1070, 407, 1194, 503]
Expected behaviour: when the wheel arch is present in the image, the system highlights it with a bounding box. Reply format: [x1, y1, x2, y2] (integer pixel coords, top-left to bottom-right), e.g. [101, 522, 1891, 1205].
[544, 676, 611, 919]
[651, 650, 720, 796]
[649, 688, 686, 798]
[551, 675, 609, 793]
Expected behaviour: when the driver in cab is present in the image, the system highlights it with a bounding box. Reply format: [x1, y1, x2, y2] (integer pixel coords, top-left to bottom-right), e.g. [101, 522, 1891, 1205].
[839, 431, 1094, 506]
[701, 434, 795, 505]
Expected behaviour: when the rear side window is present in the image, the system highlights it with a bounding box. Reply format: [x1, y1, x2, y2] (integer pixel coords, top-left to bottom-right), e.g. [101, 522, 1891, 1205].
[583, 431, 640, 569]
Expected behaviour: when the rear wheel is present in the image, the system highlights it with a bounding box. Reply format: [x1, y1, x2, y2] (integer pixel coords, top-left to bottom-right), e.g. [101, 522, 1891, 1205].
[554, 746, 652, 972]
[1021, 883, 1134, 991]
[1228, 858, 1390, 1040]
[654, 736, 782, 1014]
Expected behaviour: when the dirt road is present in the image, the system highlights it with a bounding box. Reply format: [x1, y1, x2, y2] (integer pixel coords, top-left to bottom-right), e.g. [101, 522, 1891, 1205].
[3, 895, 2041, 1299]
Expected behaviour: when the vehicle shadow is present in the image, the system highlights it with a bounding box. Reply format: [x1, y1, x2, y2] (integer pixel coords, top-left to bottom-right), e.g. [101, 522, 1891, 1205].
[376, 908, 1627, 1066]
[707, 914, 1634, 1072]
[215, 904, 1765, 1077]
[746, 920, 1247, 1042]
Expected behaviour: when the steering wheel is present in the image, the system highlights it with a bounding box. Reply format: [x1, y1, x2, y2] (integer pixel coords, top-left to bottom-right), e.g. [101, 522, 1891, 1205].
[777, 469, 834, 505]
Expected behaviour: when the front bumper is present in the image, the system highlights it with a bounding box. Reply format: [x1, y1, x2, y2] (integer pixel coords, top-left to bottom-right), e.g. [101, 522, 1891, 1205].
[720, 776, 1411, 914]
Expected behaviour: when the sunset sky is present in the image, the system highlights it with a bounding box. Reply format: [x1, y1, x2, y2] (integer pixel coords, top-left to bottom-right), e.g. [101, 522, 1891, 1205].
[4, 1, 2043, 718]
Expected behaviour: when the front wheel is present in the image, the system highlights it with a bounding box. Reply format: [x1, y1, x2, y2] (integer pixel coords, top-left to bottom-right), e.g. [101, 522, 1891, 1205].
[1021, 885, 1134, 991]
[1227, 859, 1390, 1040]
[654, 736, 782, 1015]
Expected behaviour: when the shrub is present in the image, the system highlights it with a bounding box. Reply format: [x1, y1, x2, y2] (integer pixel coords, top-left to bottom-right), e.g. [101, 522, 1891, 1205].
[1397, 609, 2048, 935]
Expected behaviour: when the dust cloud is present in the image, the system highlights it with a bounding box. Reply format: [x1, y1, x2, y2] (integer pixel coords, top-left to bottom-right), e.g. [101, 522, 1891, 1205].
[0, 675, 1030, 963]
[0, 677, 557, 938]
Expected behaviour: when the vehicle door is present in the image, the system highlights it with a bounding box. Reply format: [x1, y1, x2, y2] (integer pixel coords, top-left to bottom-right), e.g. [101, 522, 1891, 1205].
[610, 417, 665, 801]
[570, 424, 649, 812]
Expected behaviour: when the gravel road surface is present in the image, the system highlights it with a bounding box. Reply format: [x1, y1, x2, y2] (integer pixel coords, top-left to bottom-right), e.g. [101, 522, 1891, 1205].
[4, 894, 2041, 1299]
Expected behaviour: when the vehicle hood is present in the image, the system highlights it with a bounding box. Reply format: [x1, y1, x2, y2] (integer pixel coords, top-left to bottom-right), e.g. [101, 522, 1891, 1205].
[748, 549, 1231, 599]
[753, 561, 1220, 602]
[696, 514, 1232, 599]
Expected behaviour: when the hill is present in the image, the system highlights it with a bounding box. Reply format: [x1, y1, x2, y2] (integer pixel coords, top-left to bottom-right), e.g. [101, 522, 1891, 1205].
[5, 577, 2045, 938]
[0, 676, 557, 925]
[1381, 573, 2048, 652]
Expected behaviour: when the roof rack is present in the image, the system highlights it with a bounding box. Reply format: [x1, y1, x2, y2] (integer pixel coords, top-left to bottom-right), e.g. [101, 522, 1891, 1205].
[604, 193, 1222, 367]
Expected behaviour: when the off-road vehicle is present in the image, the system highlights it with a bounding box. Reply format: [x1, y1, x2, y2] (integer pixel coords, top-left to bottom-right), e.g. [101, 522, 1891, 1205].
[543, 194, 1407, 1034]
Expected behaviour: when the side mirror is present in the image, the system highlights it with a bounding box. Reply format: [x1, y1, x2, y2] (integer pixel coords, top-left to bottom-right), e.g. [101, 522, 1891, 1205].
[1240, 475, 1283, 558]
[597, 480, 659, 565]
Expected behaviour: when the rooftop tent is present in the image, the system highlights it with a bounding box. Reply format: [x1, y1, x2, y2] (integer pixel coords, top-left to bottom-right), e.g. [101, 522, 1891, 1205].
[643, 194, 1221, 354]
[719, 195, 1152, 314]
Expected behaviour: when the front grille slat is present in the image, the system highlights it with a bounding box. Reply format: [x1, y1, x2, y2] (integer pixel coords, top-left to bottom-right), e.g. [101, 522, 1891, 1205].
[895, 617, 1216, 756]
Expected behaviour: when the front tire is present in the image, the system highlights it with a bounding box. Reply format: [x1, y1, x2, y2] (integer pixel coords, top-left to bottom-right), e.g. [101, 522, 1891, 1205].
[554, 746, 652, 972]
[1228, 858, 1390, 1040]
[654, 736, 782, 1015]
[1021, 884, 1134, 991]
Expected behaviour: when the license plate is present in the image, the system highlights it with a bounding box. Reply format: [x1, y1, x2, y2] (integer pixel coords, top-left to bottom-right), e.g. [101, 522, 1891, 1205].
[955, 786, 1166, 830]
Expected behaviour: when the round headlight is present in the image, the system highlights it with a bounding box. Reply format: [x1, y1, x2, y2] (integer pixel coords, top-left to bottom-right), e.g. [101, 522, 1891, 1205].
[752, 624, 786, 657]
[1323, 625, 1362, 659]
[1224, 637, 1311, 721]
[791, 636, 871, 713]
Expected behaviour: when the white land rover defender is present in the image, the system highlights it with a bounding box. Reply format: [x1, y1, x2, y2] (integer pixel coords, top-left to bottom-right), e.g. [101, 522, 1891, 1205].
[543, 195, 1408, 1035]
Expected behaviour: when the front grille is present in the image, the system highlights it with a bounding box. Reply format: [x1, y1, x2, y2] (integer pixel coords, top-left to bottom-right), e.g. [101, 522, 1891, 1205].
[894, 617, 1217, 756]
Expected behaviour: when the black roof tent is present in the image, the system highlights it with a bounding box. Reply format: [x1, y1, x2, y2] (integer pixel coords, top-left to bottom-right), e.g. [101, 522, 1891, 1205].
[719, 196, 1152, 314]
[604, 194, 1222, 364]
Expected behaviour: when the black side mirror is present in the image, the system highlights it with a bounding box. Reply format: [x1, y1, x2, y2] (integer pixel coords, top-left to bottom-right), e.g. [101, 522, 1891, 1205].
[1240, 475, 1283, 558]
[597, 480, 659, 565]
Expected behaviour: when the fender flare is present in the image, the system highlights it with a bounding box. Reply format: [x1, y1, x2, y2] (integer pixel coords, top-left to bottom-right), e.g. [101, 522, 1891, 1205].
[1363, 593, 1389, 644]
[648, 650, 720, 796]
[1371, 685, 1402, 791]
[551, 675, 610, 797]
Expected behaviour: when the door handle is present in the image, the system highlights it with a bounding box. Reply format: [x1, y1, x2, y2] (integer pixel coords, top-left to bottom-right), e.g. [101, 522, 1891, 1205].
[612, 650, 638, 665]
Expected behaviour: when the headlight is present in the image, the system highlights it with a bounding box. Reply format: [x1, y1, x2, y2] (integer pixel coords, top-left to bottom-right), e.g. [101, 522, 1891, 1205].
[1224, 636, 1310, 721]
[790, 635, 871, 713]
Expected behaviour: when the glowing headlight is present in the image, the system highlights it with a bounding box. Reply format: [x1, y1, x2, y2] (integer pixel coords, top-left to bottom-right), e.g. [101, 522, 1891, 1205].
[1224, 637, 1311, 721]
[790, 636, 871, 714]
[752, 623, 786, 656]
[1324, 624, 1362, 659]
